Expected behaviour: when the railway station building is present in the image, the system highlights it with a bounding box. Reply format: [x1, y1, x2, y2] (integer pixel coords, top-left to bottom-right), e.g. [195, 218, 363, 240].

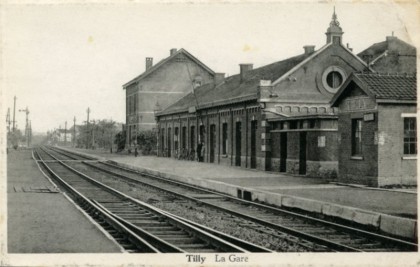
[331, 73, 417, 186]
[154, 11, 417, 184]
[123, 48, 215, 147]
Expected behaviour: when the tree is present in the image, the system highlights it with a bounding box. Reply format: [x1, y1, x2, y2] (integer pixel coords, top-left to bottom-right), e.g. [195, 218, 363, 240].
[7, 129, 24, 149]
[75, 119, 117, 149]
[114, 130, 126, 152]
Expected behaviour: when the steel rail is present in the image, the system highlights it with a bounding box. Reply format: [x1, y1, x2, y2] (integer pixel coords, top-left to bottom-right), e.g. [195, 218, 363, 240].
[34, 149, 161, 253]
[97, 159, 418, 250]
[39, 147, 257, 253]
[46, 147, 358, 251]
[49, 146, 418, 251]
[83, 160, 361, 252]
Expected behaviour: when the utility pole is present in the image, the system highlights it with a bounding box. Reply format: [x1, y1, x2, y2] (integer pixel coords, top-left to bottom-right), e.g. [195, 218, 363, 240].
[73, 116, 76, 147]
[86, 107, 90, 149]
[64, 121, 67, 146]
[12, 96, 16, 132]
[28, 121, 32, 147]
[18, 106, 30, 147]
[6, 108, 11, 133]
[92, 120, 96, 149]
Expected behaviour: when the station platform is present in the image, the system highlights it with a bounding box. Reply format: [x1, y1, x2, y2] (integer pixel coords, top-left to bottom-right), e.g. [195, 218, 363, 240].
[65, 148, 417, 242]
[63, 147, 418, 240]
[6, 149, 122, 253]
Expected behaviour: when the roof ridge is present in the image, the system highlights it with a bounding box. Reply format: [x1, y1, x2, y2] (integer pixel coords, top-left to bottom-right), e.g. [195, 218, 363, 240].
[356, 71, 416, 78]
[123, 48, 215, 88]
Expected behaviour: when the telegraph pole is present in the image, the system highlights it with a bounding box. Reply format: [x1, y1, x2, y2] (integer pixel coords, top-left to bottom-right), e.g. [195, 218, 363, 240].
[73, 116, 76, 147]
[18, 106, 30, 147]
[28, 121, 32, 147]
[64, 121, 67, 146]
[12, 96, 16, 132]
[6, 108, 11, 133]
[92, 120, 95, 149]
[86, 108, 90, 149]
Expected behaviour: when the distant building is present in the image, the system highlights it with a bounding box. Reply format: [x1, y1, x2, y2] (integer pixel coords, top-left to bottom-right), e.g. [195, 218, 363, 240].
[331, 73, 416, 186]
[123, 48, 215, 147]
[358, 35, 416, 74]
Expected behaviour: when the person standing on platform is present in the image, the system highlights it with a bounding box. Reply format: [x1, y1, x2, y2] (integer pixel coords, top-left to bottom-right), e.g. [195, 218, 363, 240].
[134, 147, 138, 157]
[197, 142, 202, 162]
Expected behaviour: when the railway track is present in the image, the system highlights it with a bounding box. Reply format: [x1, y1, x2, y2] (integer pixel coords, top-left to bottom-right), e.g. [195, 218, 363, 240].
[44, 146, 418, 252]
[34, 147, 271, 253]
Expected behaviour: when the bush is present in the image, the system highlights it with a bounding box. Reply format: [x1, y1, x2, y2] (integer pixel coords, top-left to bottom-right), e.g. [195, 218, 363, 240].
[135, 130, 157, 155]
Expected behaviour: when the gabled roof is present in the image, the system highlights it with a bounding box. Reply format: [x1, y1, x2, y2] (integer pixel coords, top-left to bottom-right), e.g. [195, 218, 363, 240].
[123, 48, 215, 89]
[331, 72, 417, 106]
[271, 43, 371, 86]
[357, 37, 416, 62]
[157, 53, 312, 116]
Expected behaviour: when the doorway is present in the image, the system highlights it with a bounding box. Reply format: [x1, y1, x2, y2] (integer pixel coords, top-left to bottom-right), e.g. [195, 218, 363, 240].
[161, 129, 165, 156]
[235, 121, 242, 166]
[167, 128, 171, 157]
[299, 131, 307, 175]
[250, 120, 257, 169]
[209, 124, 216, 163]
[280, 132, 287, 172]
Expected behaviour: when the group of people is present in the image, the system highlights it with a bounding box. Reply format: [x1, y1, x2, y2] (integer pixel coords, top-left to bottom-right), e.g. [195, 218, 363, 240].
[128, 142, 205, 161]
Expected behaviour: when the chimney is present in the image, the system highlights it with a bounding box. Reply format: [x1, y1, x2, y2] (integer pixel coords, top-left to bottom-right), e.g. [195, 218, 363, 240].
[145, 57, 153, 71]
[303, 45, 315, 55]
[214, 73, 225, 85]
[240, 64, 253, 83]
[170, 48, 177, 56]
[346, 43, 353, 52]
[386, 36, 398, 52]
[386, 36, 397, 42]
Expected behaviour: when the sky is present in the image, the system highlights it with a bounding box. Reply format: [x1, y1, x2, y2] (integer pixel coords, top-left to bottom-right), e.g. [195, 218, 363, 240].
[1, 1, 419, 134]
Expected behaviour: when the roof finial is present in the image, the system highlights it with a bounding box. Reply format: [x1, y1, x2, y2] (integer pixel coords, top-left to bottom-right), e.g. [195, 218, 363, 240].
[330, 6, 340, 27]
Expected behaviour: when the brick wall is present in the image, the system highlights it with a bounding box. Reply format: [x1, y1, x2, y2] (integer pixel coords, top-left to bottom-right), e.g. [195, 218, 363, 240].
[377, 104, 417, 185]
[157, 101, 266, 170]
[269, 127, 338, 177]
[126, 54, 214, 134]
[337, 111, 379, 186]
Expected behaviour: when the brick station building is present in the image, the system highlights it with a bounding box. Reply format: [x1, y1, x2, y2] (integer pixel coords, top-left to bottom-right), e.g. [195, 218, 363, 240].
[154, 11, 417, 185]
[123, 48, 215, 147]
[331, 73, 417, 186]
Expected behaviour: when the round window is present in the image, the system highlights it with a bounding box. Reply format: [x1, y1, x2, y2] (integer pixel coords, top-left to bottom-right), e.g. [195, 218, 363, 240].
[322, 66, 347, 94]
[326, 71, 343, 89]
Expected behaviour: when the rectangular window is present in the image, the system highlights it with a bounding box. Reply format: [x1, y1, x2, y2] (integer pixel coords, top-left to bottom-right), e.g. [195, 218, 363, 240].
[309, 120, 317, 129]
[174, 127, 179, 150]
[222, 123, 228, 155]
[299, 120, 304, 129]
[126, 97, 129, 116]
[182, 126, 187, 149]
[404, 117, 417, 155]
[351, 119, 362, 156]
[134, 94, 137, 113]
[289, 121, 297, 129]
